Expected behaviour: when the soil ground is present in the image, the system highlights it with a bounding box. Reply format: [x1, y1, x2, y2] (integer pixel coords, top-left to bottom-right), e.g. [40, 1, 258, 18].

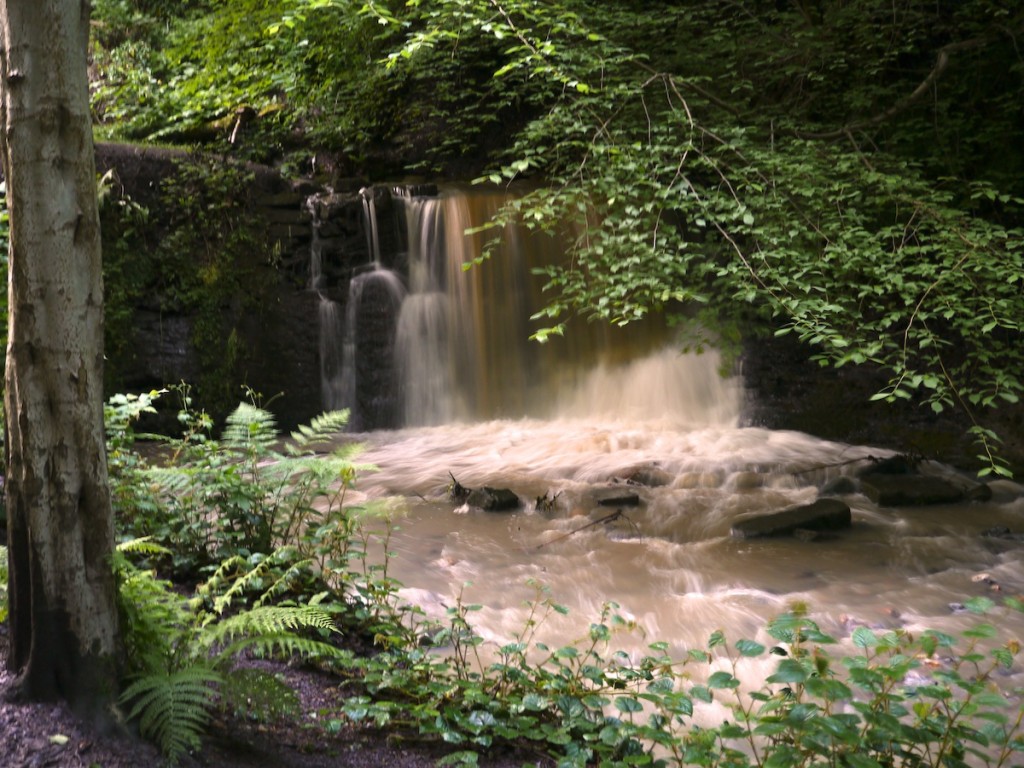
[0, 624, 543, 768]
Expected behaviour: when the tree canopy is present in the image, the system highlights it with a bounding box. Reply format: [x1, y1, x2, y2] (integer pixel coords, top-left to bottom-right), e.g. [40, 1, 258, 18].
[89, 0, 1024, 471]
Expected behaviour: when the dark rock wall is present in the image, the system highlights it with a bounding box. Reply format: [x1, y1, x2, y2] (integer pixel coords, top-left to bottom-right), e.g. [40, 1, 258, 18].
[740, 332, 1024, 476]
[308, 186, 412, 298]
[96, 143, 320, 431]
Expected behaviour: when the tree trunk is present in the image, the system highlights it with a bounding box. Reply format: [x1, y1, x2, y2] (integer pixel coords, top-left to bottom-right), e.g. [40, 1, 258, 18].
[0, 0, 122, 718]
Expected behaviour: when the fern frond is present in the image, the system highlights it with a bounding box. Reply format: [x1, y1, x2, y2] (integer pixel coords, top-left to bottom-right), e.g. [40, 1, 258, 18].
[286, 409, 350, 454]
[200, 554, 250, 587]
[222, 402, 278, 454]
[254, 557, 318, 608]
[257, 453, 327, 484]
[114, 549, 191, 674]
[202, 605, 337, 651]
[265, 453, 377, 491]
[192, 554, 250, 615]
[210, 566, 268, 618]
[193, 550, 318, 618]
[332, 445, 375, 468]
[121, 665, 223, 762]
[116, 536, 172, 558]
[141, 463, 211, 496]
[217, 632, 352, 668]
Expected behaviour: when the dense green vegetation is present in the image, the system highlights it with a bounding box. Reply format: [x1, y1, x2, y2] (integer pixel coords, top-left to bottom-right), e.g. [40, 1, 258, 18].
[381, 0, 1024, 475]
[86, 0, 1024, 473]
[2, 2, 1022, 763]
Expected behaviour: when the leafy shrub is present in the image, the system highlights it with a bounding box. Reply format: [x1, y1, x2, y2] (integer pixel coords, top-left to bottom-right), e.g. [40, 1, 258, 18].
[108, 387, 360, 576]
[90, 0, 403, 165]
[335, 588, 1024, 767]
[114, 538, 349, 762]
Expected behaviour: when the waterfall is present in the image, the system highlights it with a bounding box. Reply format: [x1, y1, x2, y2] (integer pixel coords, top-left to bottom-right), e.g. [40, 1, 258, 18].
[393, 187, 740, 427]
[315, 184, 741, 430]
[395, 195, 459, 424]
[360, 188, 382, 267]
[319, 298, 345, 409]
[395, 292, 455, 425]
[313, 188, 405, 424]
[311, 204, 343, 409]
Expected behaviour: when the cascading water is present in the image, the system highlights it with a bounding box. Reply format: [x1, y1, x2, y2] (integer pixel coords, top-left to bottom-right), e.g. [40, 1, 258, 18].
[310, 201, 344, 409]
[393, 194, 457, 425]
[323, 184, 1024, 693]
[392, 187, 681, 425]
[318, 299, 346, 410]
[316, 186, 406, 425]
[360, 188, 382, 267]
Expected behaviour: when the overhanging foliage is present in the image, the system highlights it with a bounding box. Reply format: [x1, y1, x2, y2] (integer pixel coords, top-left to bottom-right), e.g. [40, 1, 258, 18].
[374, 0, 1024, 474]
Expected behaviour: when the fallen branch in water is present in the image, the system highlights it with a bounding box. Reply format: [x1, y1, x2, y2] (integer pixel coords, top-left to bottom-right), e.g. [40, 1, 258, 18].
[535, 509, 639, 550]
[790, 451, 924, 477]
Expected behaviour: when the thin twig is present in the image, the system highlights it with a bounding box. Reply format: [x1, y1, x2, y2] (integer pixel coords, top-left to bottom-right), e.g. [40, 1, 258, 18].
[535, 510, 629, 550]
[790, 455, 878, 476]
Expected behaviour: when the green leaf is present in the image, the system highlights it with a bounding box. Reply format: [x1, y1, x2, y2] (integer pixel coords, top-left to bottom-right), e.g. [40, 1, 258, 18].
[614, 696, 644, 714]
[522, 693, 550, 711]
[735, 639, 765, 657]
[964, 597, 996, 614]
[767, 658, 809, 684]
[708, 671, 740, 689]
[851, 627, 878, 649]
[690, 685, 713, 703]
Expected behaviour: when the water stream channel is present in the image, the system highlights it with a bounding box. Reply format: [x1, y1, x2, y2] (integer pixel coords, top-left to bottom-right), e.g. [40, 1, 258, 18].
[319, 186, 1024, 692]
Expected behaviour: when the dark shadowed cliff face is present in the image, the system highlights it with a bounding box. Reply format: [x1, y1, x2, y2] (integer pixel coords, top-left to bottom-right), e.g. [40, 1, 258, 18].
[740, 332, 1024, 477]
[95, 143, 321, 431]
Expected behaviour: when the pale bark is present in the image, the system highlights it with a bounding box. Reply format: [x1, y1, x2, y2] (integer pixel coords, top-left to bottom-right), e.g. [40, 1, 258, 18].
[1, 0, 121, 716]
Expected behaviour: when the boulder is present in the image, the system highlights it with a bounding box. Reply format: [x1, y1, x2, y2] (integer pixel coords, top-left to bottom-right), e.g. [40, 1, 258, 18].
[820, 476, 858, 497]
[617, 466, 673, 488]
[858, 454, 919, 476]
[466, 486, 520, 512]
[731, 498, 852, 539]
[729, 471, 766, 491]
[678, 472, 723, 489]
[859, 475, 964, 506]
[964, 482, 993, 502]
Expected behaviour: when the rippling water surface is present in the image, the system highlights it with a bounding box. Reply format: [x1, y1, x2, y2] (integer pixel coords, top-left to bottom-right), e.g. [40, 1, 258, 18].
[337, 348, 1024, 690]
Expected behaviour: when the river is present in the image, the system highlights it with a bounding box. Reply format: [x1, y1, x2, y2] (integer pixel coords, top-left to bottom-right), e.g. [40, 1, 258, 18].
[342, 346, 1024, 694]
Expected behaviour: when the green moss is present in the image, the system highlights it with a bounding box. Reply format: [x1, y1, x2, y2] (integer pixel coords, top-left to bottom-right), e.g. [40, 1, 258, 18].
[100, 152, 277, 422]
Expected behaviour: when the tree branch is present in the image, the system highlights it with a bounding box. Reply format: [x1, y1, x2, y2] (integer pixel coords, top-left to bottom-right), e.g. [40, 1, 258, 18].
[795, 23, 1024, 140]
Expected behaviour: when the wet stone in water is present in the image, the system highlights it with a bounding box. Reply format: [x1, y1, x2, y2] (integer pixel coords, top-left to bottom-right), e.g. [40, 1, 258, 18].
[466, 486, 520, 512]
[595, 490, 641, 507]
[731, 498, 852, 540]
